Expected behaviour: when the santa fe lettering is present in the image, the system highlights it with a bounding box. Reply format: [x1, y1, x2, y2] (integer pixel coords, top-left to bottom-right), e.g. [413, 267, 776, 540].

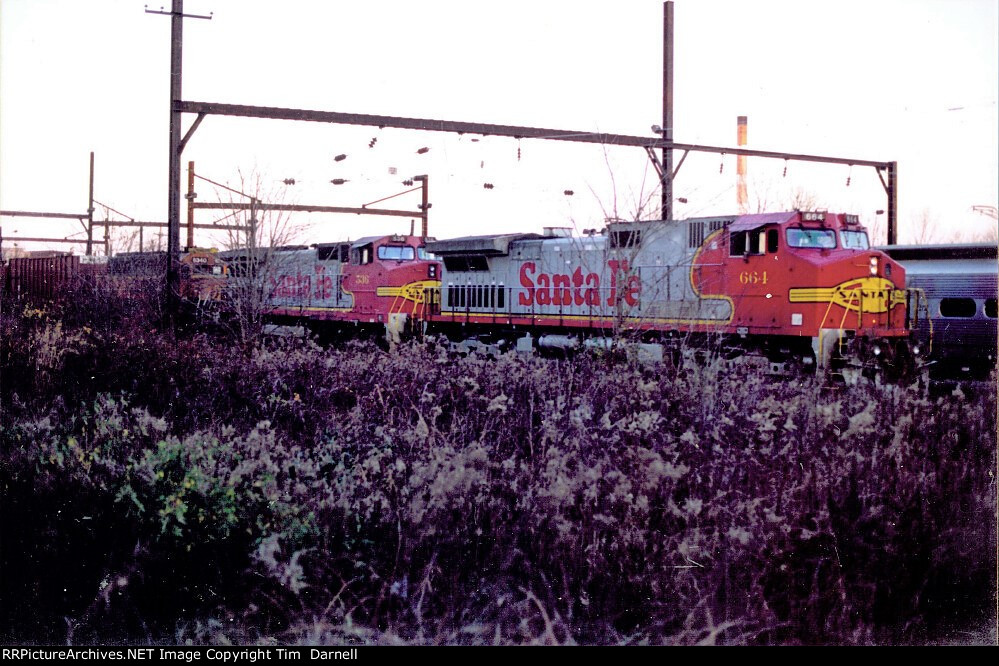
[518, 260, 639, 307]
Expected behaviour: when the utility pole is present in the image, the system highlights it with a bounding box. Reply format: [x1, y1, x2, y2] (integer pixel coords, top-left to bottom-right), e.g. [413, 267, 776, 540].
[86, 152, 95, 255]
[187, 160, 196, 249]
[414, 175, 430, 238]
[887, 161, 898, 245]
[147, 0, 211, 316]
[167, 0, 184, 310]
[662, 1, 674, 221]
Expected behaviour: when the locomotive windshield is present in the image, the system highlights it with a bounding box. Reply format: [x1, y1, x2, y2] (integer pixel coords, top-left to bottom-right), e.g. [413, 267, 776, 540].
[839, 230, 870, 250]
[418, 247, 437, 260]
[786, 228, 836, 249]
[377, 245, 415, 261]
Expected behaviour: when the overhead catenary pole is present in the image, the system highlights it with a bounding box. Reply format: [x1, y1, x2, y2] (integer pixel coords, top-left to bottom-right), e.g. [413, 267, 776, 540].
[887, 161, 898, 245]
[662, 1, 674, 221]
[86, 152, 95, 256]
[414, 175, 430, 238]
[187, 160, 196, 249]
[166, 0, 184, 309]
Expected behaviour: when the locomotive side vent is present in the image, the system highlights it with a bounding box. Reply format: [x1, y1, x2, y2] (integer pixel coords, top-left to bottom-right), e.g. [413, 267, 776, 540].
[689, 219, 728, 248]
[688, 221, 705, 248]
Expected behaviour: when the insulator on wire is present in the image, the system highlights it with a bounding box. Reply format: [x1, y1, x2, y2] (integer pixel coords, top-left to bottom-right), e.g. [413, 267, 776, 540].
[563, 190, 574, 196]
[368, 138, 377, 148]
[330, 178, 349, 185]
[403, 179, 414, 186]
[719, 155, 725, 174]
[483, 183, 495, 190]
[334, 154, 347, 162]
[282, 178, 296, 185]
[846, 165, 853, 187]
[782, 161, 788, 178]
[417, 147, 430, 155]
[517, 143, 522, 161]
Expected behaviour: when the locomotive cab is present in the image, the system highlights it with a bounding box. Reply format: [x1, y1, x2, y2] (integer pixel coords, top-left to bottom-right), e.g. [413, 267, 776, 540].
[179, 247, 228, 302]
[702, 211, 910, 372]
[343, 234, 441, 341]
[233, 233, 440, 343]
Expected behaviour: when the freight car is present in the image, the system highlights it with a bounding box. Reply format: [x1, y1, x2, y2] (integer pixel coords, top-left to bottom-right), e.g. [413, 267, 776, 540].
[1, 249, 227, 306]
[880, 243, 997, 378]
[424, 211, 918, 375]
[2, 254, 104, 302]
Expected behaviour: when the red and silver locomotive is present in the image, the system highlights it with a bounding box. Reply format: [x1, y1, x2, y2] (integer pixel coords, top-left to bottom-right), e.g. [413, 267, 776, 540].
[225, 233, 441, 342]
[424, 211, 914, 373]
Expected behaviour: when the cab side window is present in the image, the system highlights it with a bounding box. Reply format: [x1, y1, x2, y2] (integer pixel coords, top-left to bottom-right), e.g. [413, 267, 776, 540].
[351, 244, 373, 265]
[767, 228, 779, 253]
[730, 230, 767, 256]
[730, 231, 747, 256]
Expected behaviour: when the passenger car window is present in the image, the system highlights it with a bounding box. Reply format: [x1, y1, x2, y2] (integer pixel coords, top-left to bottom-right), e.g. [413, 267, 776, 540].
[984, 298, 997, 319]
[939, 298, 977, 318]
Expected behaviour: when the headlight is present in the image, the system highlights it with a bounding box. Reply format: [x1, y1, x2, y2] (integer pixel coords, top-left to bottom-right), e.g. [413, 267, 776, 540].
[869, 256, 878, 276]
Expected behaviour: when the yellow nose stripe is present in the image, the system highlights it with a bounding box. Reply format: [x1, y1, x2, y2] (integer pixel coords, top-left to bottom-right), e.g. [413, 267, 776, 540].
[789, 277, 905, 314]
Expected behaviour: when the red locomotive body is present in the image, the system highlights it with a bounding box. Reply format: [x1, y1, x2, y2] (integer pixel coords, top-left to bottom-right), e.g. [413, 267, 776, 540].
[248, 234, 441, 341]
[691, 211, 908, 366]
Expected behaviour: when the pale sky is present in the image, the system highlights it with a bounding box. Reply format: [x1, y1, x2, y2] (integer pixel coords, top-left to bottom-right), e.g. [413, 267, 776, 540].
[1, 0, 996, 253]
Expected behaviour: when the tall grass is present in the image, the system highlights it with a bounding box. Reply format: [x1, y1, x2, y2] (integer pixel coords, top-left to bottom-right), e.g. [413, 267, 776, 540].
[0, 290, 994, 645]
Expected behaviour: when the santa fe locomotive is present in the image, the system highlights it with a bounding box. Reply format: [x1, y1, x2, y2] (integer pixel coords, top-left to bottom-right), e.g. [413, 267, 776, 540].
[242, 211, 919, 376]
[223, 233, 441, 343]
[423, 211, 915, 374]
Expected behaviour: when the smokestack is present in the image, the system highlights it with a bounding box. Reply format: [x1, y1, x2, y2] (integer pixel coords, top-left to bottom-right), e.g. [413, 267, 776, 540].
[737, 116, 748, 214]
